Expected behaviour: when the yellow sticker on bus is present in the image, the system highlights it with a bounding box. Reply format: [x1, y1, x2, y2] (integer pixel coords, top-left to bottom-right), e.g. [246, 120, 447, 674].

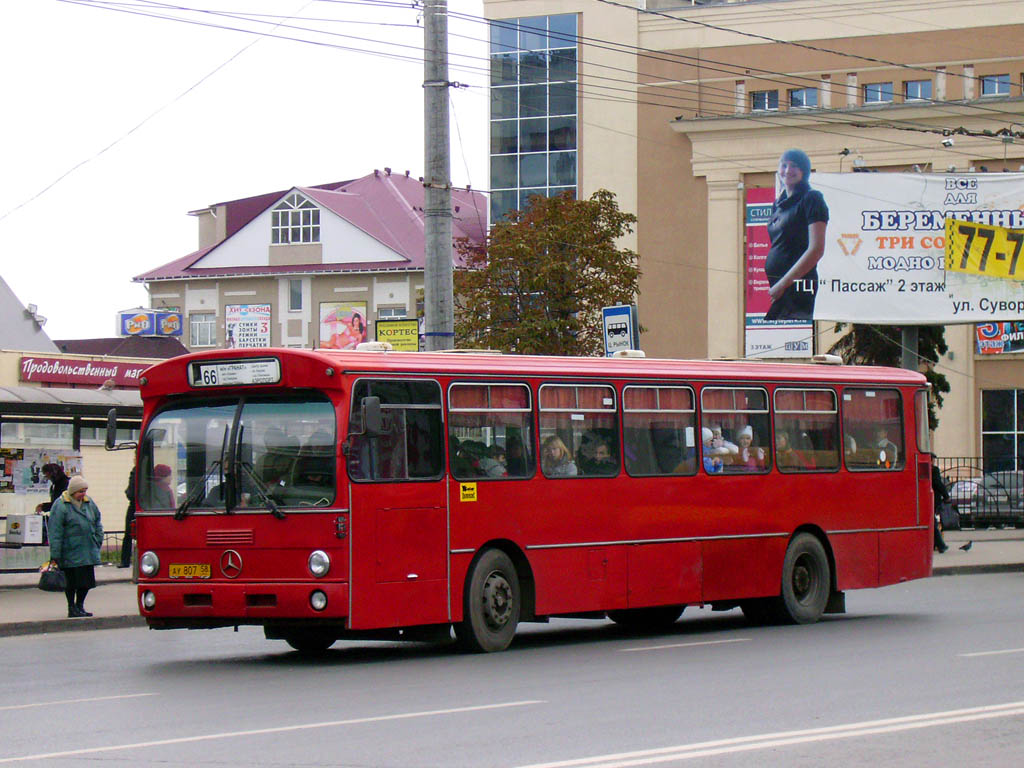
[460, 483, 477, 502]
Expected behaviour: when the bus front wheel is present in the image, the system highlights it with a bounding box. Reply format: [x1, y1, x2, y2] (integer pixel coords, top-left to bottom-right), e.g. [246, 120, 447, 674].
[282, 629, 336, 654]
[456, 549, 521, 653]
[780, 533, 830, 624]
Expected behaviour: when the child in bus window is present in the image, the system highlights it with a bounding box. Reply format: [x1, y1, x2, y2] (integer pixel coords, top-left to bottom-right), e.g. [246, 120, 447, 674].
[701, 427, 724, 474]
[736, 425, 766, 470]
[542, 435, 577, 477]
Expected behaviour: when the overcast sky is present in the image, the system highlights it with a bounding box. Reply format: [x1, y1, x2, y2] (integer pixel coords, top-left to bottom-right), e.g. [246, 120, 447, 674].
[1, 0, 488, 340]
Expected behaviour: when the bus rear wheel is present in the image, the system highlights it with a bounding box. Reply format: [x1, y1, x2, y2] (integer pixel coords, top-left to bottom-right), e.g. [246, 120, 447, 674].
[456, 549, 520, 653]
[282, 629, 336, 654]
[780, 533, 830, 624]
[607, 605, 684, 631]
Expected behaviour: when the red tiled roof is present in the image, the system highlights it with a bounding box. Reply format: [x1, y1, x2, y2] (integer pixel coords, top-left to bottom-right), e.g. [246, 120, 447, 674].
[135, 170, 486, 283]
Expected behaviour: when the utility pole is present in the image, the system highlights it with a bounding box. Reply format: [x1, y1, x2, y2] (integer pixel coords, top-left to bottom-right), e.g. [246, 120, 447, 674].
[422, 0, 454, 351]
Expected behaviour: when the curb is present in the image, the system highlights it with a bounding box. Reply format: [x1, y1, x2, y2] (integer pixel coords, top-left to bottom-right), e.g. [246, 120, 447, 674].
[931, 563, 1024, 577]
[0, 615, 146, 638]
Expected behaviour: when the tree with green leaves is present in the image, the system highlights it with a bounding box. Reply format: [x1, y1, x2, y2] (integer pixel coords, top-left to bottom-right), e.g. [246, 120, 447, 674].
[454, 189, 640, 356]
[829, 324, 950, 430]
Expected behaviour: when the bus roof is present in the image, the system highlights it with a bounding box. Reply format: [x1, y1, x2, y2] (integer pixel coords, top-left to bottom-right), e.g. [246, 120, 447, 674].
[140, 347, 928, 401]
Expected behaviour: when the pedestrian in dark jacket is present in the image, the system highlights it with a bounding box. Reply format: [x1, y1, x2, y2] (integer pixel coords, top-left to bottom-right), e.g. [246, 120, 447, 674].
[47, 475, 103, 618]
[34, 463, 70, 544]
[120, 467, 136, 568]
[931, 462, 950, 554]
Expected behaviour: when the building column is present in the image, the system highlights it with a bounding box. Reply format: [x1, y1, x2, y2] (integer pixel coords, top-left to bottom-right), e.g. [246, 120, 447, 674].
[706, 171, 746, 358]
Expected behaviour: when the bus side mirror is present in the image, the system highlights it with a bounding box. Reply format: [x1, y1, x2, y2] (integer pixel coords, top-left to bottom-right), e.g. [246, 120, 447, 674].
[362, 396, 384, 437]
[105, 408, 118, 450]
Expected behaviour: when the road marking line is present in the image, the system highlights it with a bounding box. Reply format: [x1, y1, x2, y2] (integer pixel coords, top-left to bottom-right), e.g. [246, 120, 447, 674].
[0, 700, 544, 764]
[0, 693, 157, 712]
[513, 701, 1024, 768]
[959, 647, 1024, 657]
[620, 639, 750, 653]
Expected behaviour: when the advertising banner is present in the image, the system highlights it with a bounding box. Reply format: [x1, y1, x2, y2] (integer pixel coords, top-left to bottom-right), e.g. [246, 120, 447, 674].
[745, 188, 813, 358]
[225, 304, 271, 348]
[375, 319, 420, 351]
[118, 310, 184, 336]
[320, 302, 368, 350]
[805, 172, 1024, 323]
[976, 321, 1024, 355]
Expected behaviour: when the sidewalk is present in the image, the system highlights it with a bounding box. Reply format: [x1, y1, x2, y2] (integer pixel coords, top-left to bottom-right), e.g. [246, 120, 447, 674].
[1, 529, 1021, 638]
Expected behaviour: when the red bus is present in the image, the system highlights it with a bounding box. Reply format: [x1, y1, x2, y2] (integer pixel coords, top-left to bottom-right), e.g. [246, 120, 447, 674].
[114, 348, 933, 653]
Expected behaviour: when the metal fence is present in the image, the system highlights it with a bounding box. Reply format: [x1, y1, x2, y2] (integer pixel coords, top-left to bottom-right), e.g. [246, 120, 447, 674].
[935, 457, 1024, 529]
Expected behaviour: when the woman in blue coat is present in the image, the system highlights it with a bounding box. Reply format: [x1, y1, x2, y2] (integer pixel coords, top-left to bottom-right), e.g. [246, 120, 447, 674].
[47, 475, 103, 618]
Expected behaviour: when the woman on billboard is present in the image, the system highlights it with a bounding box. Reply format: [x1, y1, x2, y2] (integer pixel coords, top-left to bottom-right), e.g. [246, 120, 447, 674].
[765, 149, 829, 321]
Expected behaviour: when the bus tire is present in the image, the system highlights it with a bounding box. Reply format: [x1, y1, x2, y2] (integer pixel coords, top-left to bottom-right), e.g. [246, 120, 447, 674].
[607, 605, 684, 631]
[456, 549, 520, 653]
[780, 533, 830, 624]
[282, 629, 336, 654]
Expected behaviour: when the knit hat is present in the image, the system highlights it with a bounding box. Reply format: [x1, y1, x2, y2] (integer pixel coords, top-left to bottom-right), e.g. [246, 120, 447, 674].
[739, 425, 753, 439]
[67, 475, 88, 494]
[154, 464, 172, 478]
[701, 427, 713, 444]
[780, 148, 812, 180]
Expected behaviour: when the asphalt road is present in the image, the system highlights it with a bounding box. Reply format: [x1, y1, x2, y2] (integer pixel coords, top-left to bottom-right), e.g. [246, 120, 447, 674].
[3, 573, 1024, 767]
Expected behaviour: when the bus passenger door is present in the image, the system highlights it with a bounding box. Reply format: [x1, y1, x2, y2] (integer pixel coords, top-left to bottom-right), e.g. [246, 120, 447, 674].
[345, 380, 449, 630]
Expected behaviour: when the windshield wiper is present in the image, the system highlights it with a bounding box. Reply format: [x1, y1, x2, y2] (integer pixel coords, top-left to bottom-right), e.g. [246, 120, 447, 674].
[175, 425, 229, 521]
[174, 459, 222, 521]
[238, 460, 285, 520]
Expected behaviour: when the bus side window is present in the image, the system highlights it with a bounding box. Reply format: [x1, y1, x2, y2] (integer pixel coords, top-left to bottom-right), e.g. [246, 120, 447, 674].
[538, 384, 617, 479]
[773, 388, 839, 473]
[347, 379, 444, 482]
[448, 383, 534, 480]
[622, 386, 696, 477]
[842, 389, 904, 471]
[701, 387, 771, 474]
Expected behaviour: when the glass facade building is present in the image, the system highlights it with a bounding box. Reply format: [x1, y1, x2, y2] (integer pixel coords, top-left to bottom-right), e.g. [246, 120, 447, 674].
[489, 14, 578, 223]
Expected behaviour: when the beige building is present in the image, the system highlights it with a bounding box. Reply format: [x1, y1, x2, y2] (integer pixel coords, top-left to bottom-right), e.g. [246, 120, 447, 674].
[136, 170, 487, 351]
[482, 0, 1024, 460]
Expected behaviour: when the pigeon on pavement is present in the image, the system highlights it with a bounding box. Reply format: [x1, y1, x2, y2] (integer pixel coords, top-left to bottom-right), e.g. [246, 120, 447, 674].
[959, 541, 973, 552]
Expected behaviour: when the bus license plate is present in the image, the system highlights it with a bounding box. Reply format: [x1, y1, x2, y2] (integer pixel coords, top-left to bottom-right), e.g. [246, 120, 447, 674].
[169, 563, 211, 579]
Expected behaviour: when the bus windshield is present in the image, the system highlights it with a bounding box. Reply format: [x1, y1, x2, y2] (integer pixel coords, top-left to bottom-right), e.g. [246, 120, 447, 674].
[138, 394, 336, 513]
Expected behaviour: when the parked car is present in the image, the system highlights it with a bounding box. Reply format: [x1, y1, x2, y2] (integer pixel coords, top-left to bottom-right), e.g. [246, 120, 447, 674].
[953, 471, 1024, 529]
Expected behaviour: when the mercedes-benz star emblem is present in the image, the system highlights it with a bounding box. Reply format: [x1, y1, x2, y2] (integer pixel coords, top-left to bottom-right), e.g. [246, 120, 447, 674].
[220, 549, 243, 579]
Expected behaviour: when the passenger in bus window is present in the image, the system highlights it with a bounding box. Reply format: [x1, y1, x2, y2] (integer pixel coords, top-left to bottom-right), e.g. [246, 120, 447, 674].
[776, 430, 812, 470]
[708, 425, 738, 457]
[542, 435, 577, 477]
[142, 464, 176, 509]
[735, 425, 766, 470]
[478, 445, 508, 478]
[875, 427, 899, 468]
[701, 428, 724, 474]
[579, 437, 617, 476]
[505, 439, 529, 477]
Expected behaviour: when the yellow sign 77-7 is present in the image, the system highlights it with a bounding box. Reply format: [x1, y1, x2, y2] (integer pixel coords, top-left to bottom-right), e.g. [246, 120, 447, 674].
[945, 218, 1024, 280]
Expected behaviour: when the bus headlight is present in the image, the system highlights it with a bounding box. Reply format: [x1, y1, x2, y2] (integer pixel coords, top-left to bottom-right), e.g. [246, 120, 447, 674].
[308, 550, 331, 577]
[141, 591, 156, 610]
[140, 551, 160, 577]
[310, 590, 328, 611]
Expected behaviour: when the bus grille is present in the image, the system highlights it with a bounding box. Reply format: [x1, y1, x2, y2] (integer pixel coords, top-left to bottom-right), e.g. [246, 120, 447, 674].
[206, 530, 254, 546]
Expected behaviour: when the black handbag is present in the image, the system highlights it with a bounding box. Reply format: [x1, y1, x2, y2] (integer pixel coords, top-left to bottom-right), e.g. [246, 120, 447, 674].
[938, 501, 959, 531]
[38, 566, 67, 592]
